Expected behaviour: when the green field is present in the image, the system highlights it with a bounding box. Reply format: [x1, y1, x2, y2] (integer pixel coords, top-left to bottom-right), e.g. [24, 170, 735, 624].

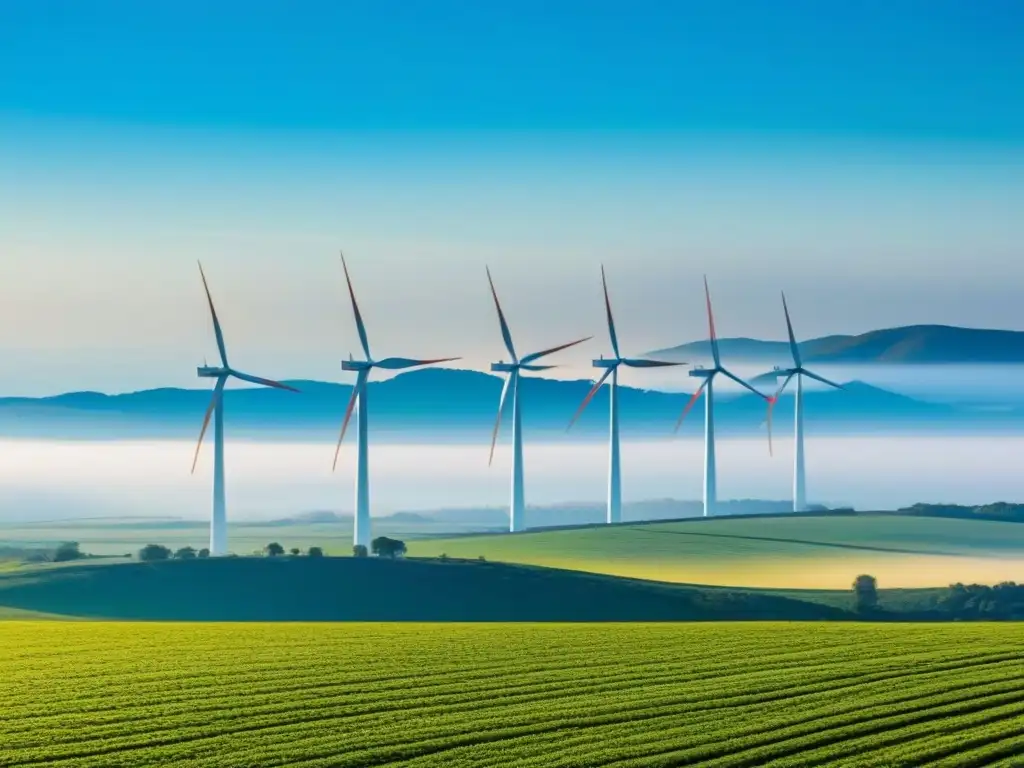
[409, 515, 1024, 589]
[2, 622, 1023, 766]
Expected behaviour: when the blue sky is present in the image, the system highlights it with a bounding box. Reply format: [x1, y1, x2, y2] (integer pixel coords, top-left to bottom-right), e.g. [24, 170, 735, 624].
[3, 1, 1024, 394]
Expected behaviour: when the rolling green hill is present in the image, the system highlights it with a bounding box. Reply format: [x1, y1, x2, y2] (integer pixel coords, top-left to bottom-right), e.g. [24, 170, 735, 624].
[408, 514, 1024, 589]
[3, 622, 1023, 766]
[0, 557, 848, 622]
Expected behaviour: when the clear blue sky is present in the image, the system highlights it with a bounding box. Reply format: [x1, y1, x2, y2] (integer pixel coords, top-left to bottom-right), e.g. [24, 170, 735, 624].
[2, 1, 1024, 394]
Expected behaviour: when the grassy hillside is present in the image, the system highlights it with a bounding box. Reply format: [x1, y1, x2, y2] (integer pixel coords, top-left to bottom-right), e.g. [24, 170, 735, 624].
[3, 622, 1023, 766]
[0, 557, 849, 622]
[409, 514, 1024, 589]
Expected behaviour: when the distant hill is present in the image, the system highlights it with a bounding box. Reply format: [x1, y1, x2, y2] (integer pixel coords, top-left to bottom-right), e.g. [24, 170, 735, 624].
[0, 367, 985, 441]
[650, 324, 1024, 365]
[0, 558, 848, 621]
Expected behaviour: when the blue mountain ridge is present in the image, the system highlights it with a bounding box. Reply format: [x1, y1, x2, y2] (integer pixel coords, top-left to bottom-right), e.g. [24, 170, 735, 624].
[650, 324, 1024, 365]
[0, 367, 997, 441]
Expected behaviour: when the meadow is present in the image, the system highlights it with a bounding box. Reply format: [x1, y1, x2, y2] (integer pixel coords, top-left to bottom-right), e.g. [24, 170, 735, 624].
[409, 515, 1024, 589]
[2, 622, 1023, 767]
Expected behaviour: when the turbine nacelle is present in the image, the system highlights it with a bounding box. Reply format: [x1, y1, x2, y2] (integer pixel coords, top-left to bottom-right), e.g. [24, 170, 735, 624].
[197, 366, 227, 378]
[689, 368, 717, 380]
[342, 359, 374, 371]
[592, 358, 620, 369]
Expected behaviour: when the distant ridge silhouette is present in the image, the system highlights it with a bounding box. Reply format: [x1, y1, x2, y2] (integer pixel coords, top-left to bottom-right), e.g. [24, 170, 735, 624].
[650, 324, 1024, 364]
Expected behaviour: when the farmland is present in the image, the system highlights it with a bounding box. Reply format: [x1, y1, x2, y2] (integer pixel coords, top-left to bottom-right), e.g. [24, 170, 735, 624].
[409, 514, 1024, 589]
[2, 622, 1023, 766]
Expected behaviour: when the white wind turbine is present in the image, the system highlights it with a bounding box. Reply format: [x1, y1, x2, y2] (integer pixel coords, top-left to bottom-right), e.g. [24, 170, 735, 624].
[567, 265, 684, 524]
[332, 254, 459, 550]
[761, 292, 845, 512]
[486, 267, 591, 532]
[191, 262, 299, 556]
[675, 277, 771, 517]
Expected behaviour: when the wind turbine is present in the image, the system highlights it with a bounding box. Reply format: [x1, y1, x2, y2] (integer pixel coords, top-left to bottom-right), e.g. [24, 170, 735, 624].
[567, 266, 684, 524]
[486, 267, 591, 532]
[674, 276, 771, 517]
[332, 254, 459, 550]
[191, 262, 299, 556]
[762, 292, 845, 512]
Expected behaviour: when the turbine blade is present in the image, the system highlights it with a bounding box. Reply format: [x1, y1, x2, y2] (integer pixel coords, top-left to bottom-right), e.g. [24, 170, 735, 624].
[520, 364, 557, 371]
[761, 370, 796, 457]
[721, 369, 769, 400]
[374, 356, 460, 370]
[567, 367, 614, 431]
[332, 370, 368, 471]
[673, 378, 709, 433]
[486, 267, 518, 362]
[191, 378, 225, 474]
[781, 291, 802, 367]
[750, 370, 783, 387]
[520, 336, 592, 364]
[773, 370, 798, 400]
[802, 368, 845, 390]
[488, 373, 514, 466]
[600, 265, 620, 359]
[197, 261, 229, 368]
[621, 358, 685, 368]
[230, 370, 300, 392]
[704, 275, 720, 367]
[340, 252, 372, 360]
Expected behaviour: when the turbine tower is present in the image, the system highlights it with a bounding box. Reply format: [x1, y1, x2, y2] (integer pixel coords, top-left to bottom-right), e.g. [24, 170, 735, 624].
[567, 265, 683, 524]
[332, 254, 459, 550]
[192, 262, 299, 556]
[762, 292, 845, 512]
[486, 267, 591, 532]
[674, 276, 770, 518]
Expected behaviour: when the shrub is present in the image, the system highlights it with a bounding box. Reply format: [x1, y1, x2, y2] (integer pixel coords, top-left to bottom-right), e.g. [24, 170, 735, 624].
[173, 547, 197, 560]
[264, 543, 285, 557]
[53, 542, 84, 563]
[352, 545, 368, 558]
[138, 544, 172, 562]
[307, 547, 324, 558]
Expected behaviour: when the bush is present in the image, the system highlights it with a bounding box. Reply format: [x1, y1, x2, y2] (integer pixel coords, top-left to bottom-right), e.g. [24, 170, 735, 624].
[853, 574, 878, 613]
[53, 542, 84, 563]
[264, 542, 285, 557]
[138, 544, 172, 562]
[173, 547, 197, 560]
[352, 544, 368, 558]
[289, 547, 301, 556]
[197, 548, 210, 558]
[371, 537, 406, 559]
[307, 547, 324, 558]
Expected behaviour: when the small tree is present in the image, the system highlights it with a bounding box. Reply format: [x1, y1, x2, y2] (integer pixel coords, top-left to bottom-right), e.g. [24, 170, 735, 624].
[197, 548, 210, 558]
[174, 546, 197, 560]
[371, 536, 407, 559]
[138, 544, 172, 562]
[308, 546, 324, 557]
[352, 544, 368, 558]
[264, 542, 285, 557]
[853, 574, 879, 613]
[289, 547, 301, 556]
[53, 542, 83, 562]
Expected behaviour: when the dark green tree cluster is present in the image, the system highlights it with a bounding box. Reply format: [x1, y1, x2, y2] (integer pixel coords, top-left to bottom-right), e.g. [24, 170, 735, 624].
[371, 537, 407, 559]
[939, 582, 1024, 619]
[852, 574, 878, 614]
[53, 542, 85, 562]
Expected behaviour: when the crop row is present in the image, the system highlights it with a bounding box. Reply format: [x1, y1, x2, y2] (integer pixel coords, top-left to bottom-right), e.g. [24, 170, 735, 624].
[1, 622, 1022, 767]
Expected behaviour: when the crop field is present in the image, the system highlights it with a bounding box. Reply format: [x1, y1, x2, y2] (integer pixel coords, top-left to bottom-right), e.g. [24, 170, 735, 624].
[410, 515, 1024, 589]
[2, 622, 1023, 767]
